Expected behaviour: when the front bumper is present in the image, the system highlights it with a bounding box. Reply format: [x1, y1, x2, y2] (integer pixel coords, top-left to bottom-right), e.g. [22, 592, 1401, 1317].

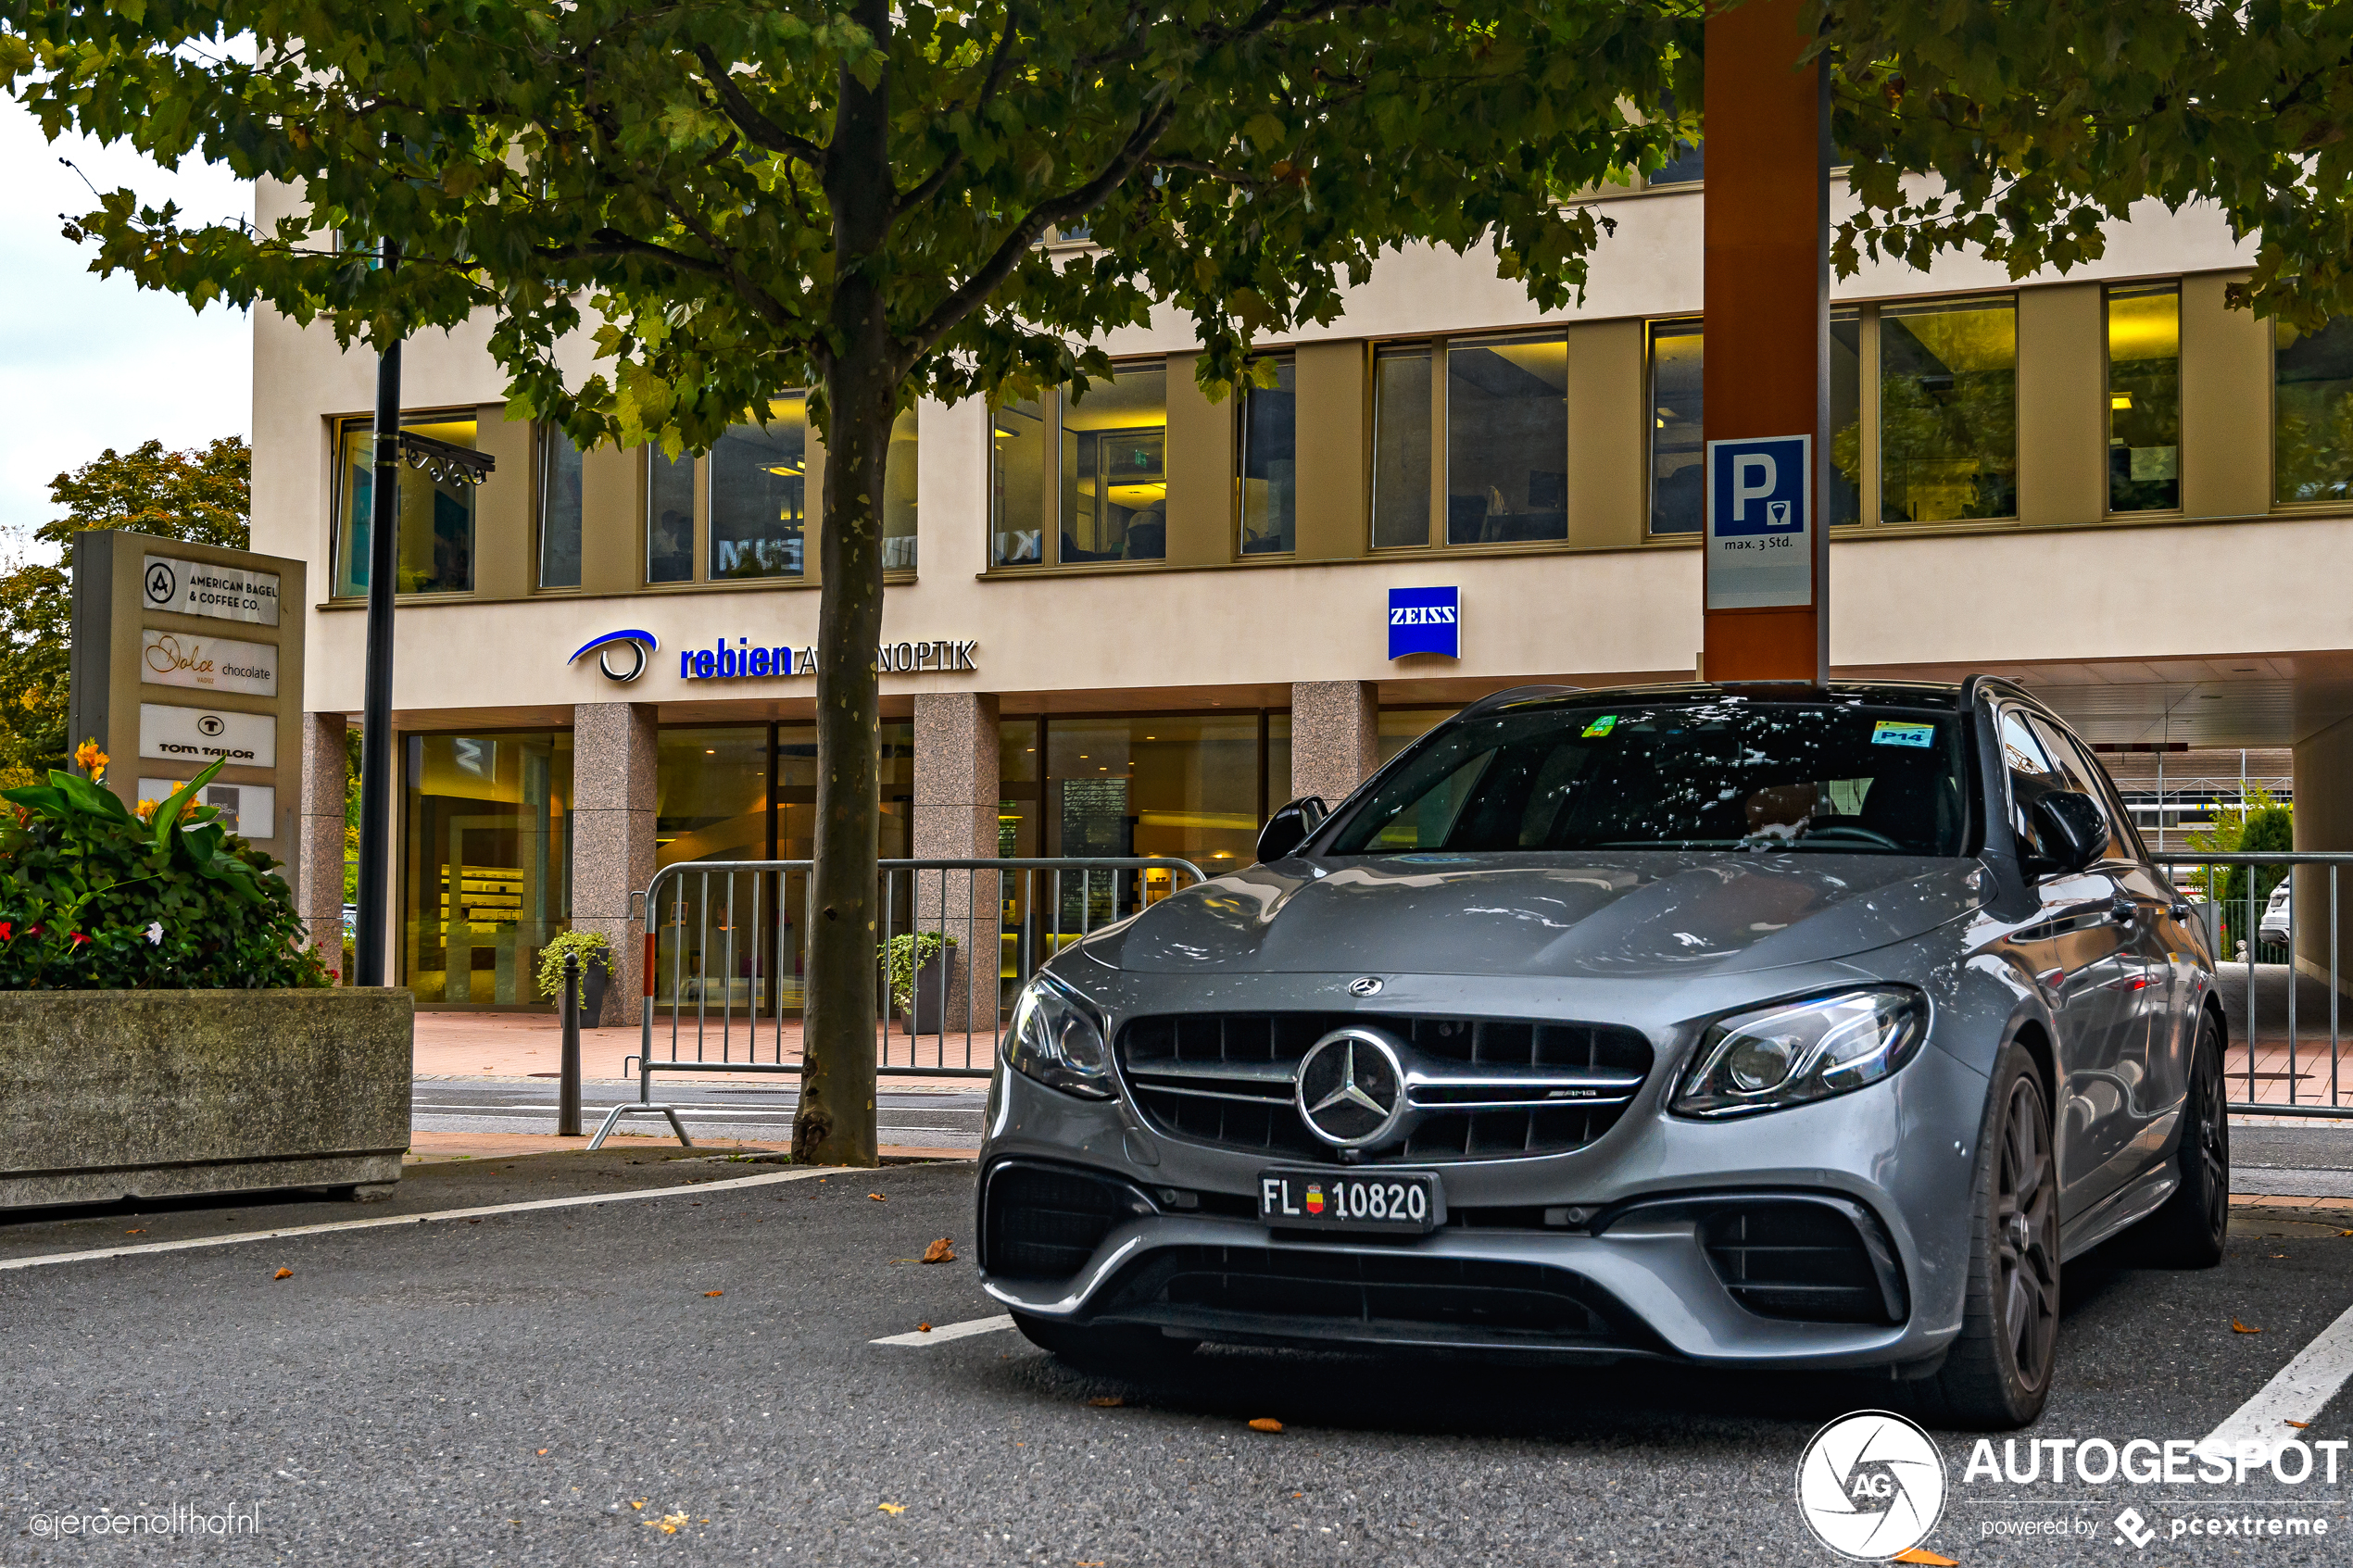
[975, 977, 1996, 1370]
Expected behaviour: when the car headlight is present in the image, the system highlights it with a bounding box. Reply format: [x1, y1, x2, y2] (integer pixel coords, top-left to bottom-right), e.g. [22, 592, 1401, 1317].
[1672, 987, 1927, 1119]
[1001, 971, 1113, 1099]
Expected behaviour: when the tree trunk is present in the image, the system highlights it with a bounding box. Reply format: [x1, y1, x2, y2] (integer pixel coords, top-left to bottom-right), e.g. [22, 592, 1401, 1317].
[793, 0, 894, 1168]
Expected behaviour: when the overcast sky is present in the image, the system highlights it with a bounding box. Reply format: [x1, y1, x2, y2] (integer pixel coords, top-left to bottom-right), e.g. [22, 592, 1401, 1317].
[0, 94, 252, 554]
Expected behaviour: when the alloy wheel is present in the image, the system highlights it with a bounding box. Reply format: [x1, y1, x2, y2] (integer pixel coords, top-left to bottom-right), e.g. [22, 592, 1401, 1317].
[2192, 1034, 2229, 1239]
[1993, 1074, 2059, 1389]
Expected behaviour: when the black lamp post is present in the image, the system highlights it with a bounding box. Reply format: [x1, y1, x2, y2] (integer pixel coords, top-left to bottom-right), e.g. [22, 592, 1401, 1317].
[351, 240, 493, 987]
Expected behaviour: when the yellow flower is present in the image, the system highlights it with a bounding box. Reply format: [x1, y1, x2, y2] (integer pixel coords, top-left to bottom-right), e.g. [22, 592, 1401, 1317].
[135, 799, 158, 822]
[72, 739, 108, 782]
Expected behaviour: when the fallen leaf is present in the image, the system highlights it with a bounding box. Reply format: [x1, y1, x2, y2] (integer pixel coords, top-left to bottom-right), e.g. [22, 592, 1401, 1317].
[877, 1502, 906, 1515]
[2340, 1229, 2353, 1237]
[1248, 1418, 1284, 1434]
[1088, 1396, 1124, 1408]
[272, 1268, 293, 1280]
[705, 1289, 724, 1298]
[922, 1237, 956, 1264]
[917, 1322, 933, 1333]
[536, 1449, 549, 1455]
[629, 1499, 647, 1510]
[869, 1192, 887, 1202]
[2234, 1319, 2263, 1334]
[1893, 1551, 1958, 1566]
[643, 1510, 690, 1534]
[1292, 1491, 1304, 1499]
[124, 1229, 143, 1236]
[2289, 1420, 2313, 1428]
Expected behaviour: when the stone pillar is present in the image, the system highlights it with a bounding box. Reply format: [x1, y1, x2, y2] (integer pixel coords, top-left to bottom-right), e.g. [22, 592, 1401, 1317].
[296, 712, 350, 981]
[1290, 681, 1379, 809]
[572, 703, 659, 1024]
[912, 692, 1000, 1035]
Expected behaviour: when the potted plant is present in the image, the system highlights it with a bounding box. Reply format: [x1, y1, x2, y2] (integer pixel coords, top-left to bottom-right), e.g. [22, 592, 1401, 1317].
[0, 746, 407, 1210]
[881, 932, 956, 1035]
[535, 931, 614, 1026]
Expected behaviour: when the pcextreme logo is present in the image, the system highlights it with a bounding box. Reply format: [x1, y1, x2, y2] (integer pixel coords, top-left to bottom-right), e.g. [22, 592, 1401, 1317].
[1796, 1411, 1946, 1561]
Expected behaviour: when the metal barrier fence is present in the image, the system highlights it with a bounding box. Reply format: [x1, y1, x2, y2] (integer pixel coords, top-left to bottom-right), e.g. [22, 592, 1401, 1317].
[587, 856, 1206, 1148]
[2157, 851, 2353, 1118]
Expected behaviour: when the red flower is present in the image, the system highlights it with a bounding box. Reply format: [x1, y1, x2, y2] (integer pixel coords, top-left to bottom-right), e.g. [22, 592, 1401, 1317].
[24, 924, 43, 938]
[68, 932, 89, 948]
[0, 922, 13, 942]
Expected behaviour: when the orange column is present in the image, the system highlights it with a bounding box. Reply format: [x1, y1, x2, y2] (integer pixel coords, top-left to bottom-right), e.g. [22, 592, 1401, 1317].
[1701, 0, 1830, 684]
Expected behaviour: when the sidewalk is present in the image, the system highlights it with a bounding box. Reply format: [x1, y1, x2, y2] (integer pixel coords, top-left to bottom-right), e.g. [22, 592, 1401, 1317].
[2217, 963, 2353, 1110]
[411, 1010, 994, 1092]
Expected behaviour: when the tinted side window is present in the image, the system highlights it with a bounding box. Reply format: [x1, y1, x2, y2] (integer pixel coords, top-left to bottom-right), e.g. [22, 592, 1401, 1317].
[1998, 709, 2063, 862]
[2027, 715, 2135, 863]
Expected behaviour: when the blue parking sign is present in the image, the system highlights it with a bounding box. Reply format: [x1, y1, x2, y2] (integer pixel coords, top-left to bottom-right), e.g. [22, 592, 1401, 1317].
[1705, 433, 1812, 609]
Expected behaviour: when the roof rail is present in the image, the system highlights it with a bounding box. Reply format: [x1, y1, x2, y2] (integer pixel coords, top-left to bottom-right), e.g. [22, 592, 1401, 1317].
[1458, 684, 1582, 720]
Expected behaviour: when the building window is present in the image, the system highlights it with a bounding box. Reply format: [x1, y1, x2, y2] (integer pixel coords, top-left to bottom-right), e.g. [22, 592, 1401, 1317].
[2274, 317, 2353, 505]
[401, 731, 572, 1007]
[990, 397, 1049, 566]
[538, 427, 584, 589]
[647, 448, 695, 583]
[332, 411, 479, 597]
[710, 395, 808, 580]
[1447, 334, 1568, 545]
[1063, 363, 1168, 563]
[1647, 320, 1704, 534]
[1879, 295, 2017, 522]
[881, 406, 920, 572]
[2108, 282, 2181, 513]
[1371, 346, 1433, 548]
[1239, 357, 1298, 555]
[1829, 307, 1864, 526]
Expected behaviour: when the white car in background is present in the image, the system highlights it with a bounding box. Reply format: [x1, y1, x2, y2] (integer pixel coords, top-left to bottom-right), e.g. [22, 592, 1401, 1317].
[2260, 881, 2292, 945]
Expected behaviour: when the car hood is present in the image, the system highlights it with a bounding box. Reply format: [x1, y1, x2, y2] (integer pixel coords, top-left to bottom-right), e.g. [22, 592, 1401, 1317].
[1086, 851, 1986, 978]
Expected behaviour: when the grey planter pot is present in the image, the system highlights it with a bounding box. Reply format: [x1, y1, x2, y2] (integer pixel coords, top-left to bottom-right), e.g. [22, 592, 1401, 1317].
[901, 955, 948, 1035]
[581, 963, 609, 1028]
[0, 986, 414, 1210]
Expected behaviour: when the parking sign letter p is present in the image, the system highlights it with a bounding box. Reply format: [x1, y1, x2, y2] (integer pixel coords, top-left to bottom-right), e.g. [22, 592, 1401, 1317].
[1731, 454, 1778, 521]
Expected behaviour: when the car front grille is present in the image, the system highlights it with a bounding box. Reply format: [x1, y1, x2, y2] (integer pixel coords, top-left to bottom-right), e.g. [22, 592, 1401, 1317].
[1116, 1012, 1653, 1162]
[1697, 1199, 1906, 1325]
[1095, 1245, 1629, 1345]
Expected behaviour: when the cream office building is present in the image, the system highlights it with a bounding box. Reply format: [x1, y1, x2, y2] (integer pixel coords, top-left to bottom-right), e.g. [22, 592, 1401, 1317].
[254, 171, 2353, 1019]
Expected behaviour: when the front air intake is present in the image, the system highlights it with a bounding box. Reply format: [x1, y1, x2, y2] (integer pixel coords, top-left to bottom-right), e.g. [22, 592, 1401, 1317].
[981, 1161, 1149, 1282]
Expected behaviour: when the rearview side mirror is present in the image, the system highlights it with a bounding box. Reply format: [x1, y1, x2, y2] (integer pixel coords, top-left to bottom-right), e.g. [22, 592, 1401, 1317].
[2030, 790, 2107, 875]
[1256, 797, 1329, 864]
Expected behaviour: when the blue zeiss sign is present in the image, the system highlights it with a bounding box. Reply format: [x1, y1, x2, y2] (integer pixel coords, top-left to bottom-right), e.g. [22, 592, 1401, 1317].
[1389, 586, 1460, 659]
[1705, 433, 1813, 609]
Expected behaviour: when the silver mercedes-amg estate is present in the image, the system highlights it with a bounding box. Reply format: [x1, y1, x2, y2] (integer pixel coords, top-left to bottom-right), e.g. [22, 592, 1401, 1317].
[975, 678, 2228, 1428]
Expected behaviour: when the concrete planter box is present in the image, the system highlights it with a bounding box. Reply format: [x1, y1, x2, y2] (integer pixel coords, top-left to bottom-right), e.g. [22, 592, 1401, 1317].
[0, 987, 414, 1210]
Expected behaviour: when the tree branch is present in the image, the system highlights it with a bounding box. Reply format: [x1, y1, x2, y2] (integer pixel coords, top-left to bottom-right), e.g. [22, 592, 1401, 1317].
[694, 45, 829, 172]
[893, 4, 1025, 220]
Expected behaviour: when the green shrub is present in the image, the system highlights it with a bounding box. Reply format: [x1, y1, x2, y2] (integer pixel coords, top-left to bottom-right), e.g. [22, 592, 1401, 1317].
[534, 929, 612, 1006]
[0, 749, 330, 990]
[880, 931, 955, 1015]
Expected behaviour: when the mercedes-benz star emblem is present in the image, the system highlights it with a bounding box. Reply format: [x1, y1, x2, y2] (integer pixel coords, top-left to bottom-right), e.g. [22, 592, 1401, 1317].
[1295, 1029, 1406, 1148]
[1347, 976, 1384, 997]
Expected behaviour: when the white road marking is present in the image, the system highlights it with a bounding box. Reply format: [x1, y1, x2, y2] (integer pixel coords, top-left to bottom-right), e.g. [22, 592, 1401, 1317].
[0, 1166, 837, 1273]
[872, 1314, 1015, 1347]
[2196, 1297, 2353, 1461]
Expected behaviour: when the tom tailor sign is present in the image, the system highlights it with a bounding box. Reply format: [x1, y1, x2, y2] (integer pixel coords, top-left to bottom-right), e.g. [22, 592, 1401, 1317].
[138, 705, 276, 768]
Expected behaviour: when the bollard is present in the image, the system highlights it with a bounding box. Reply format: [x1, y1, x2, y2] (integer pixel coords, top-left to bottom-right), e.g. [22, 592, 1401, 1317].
[559, 949, 582, 1137]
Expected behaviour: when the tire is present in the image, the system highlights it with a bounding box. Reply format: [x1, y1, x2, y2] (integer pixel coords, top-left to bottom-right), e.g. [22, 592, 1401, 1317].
[1011, 1312, 1196, 1374]
[1913, 1045, 2061, 1430]
[2129, 1010, 2230, 1268]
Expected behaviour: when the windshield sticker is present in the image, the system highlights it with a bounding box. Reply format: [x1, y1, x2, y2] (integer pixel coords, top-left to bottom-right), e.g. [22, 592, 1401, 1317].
[1580, 715, 1618, 737]
[1871, 721, 1935, 748]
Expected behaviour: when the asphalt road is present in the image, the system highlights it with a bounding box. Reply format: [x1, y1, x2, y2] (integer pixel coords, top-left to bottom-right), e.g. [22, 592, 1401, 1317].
[8, 1155, 2353, 1565]
[411, 1080, 988, 1148]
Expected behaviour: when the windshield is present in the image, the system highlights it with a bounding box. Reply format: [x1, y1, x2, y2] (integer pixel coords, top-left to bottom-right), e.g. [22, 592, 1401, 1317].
[1327, 696, 1971, 856]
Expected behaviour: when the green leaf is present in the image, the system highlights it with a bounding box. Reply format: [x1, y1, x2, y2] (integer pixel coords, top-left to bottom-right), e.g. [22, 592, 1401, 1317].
[152, 757, 226, 852]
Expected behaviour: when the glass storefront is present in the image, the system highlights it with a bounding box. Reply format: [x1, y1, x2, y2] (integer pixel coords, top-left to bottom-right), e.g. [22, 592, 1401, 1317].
[402, 732, 573, 1007]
